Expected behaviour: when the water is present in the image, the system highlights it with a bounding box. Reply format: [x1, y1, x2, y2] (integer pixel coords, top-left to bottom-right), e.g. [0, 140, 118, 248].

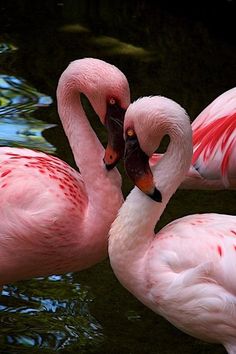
[0, 274, 103, 353]
[0, 2, 235, 353]
[0, 74, 55, 152]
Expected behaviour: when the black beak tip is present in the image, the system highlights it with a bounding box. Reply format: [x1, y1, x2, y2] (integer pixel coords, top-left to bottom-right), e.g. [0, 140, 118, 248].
[149, 188, 162, 203]
[104, 159, 117, 171]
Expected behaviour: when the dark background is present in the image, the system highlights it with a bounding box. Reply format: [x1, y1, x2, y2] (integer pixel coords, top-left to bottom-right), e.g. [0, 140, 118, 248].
[0, 1, 235, 353]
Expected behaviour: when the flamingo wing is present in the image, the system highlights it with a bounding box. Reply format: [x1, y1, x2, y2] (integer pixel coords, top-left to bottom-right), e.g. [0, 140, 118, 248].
[0, 147, 90, 282]
[191, 88, 236, 188]
[147, 214, 236, 297]
[146, 214, 236, 342]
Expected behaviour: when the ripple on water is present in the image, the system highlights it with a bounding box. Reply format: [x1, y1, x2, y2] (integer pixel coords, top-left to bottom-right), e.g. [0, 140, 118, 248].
[0, 274, 104, 352]
[0, 74, 55, 153]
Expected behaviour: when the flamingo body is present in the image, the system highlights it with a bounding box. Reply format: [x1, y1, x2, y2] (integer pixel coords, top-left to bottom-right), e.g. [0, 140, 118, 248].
[0, 58, 130, 286]
[109, 96, 236, 353]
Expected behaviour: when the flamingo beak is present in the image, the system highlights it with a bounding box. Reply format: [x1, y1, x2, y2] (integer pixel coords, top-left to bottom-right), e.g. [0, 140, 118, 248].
[124, 135, 162, 202]
[104, 102, 126, 170]
[104, 144, 120, 170]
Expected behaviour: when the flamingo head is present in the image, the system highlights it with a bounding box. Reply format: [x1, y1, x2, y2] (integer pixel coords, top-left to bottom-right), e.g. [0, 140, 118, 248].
[86, 71, 129, 170]
[71, 58, 130, 171]
[123, 96, 191, 202]
[57, 58, 130, 170]
[124, 127, 162, 202]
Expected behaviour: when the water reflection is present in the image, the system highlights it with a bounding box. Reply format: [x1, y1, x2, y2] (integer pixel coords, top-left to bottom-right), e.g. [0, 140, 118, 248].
[0, 43, 17, 54]
[0, 116, 56, 153]
[0, 274, 103, 352]
[0, 75, 52, 110]
[0, 74, 55, 152]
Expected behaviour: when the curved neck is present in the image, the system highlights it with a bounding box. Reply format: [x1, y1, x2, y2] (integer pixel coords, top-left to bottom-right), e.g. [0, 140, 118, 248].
[109, 123, 192, 288]
[57, 75, 105, 185]
[56, 66, 123, 227]
[150, 126, 193, 226]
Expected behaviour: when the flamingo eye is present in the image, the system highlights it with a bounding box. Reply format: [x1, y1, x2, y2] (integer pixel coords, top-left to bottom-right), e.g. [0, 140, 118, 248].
[126, 128, 136, 138]
[109, 97, 116, 105]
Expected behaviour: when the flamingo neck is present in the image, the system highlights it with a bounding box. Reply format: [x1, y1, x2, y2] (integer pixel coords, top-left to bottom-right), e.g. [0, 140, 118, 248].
[57, 67, 123, 238]
[57, 75, 105, 183]
[109, 122, 192, 290]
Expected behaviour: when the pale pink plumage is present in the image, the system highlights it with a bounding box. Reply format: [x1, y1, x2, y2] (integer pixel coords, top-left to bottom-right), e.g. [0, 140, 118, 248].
[0, 58, 130, 286]
[109, 96, 236, 354]
[150, 87, 236, 189]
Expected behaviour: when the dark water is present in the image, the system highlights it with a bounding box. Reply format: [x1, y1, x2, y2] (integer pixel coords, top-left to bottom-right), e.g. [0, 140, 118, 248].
[0, 1, 236, 353]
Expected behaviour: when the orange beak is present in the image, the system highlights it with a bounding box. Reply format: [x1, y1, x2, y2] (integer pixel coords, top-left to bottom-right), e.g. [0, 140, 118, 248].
[104, 102, 126, 170]
[104, 143, 120, 171]
[124, 135, 162, 202]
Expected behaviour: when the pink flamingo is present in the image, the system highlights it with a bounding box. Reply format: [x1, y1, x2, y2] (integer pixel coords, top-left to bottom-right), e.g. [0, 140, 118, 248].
[105, 87, 236, 189]
[149, 87, 236, 189]
[108, 96, 236, 353]
[0, 58, 130, 286]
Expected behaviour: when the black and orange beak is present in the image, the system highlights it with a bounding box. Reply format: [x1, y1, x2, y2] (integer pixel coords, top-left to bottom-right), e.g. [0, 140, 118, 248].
[124, 134, 162, 202]
[104, 102, 126, 170]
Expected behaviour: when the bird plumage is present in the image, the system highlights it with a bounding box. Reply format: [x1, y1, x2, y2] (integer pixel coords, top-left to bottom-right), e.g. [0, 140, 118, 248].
[149, 88, 236, 189]
[109, 95, 236, 353]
